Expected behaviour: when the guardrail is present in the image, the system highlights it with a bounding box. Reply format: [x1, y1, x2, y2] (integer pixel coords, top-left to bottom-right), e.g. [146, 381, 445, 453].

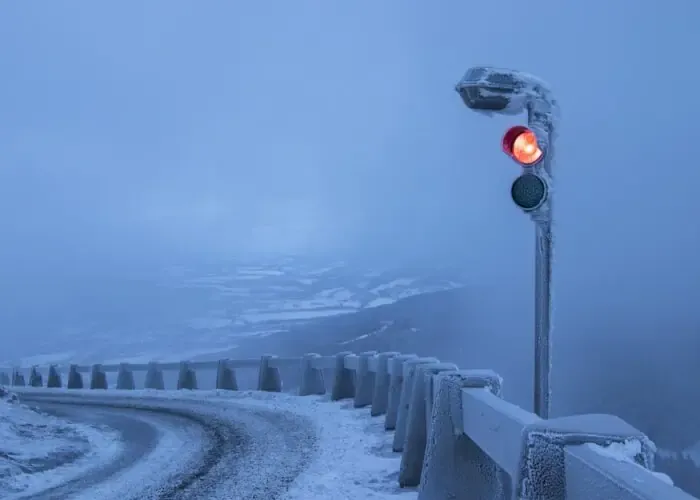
[1, 352, 695, 499]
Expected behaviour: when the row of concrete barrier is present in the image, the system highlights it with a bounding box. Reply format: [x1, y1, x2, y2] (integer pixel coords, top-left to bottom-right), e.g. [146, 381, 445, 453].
[2, 352, 696, 499]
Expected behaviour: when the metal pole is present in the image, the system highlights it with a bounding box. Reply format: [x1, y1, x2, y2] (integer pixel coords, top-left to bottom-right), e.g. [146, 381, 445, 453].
[528, 104, 555, 419]
[454, 66, 559, 418]
[534, 217, 553, 418]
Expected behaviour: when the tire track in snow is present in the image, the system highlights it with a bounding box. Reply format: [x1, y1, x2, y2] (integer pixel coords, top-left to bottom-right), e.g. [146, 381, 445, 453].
[14, 392, 318, 499]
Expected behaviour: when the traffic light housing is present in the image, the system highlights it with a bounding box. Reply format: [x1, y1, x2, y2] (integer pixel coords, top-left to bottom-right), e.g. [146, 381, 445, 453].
[511, 173, 548, 211]
[502, 125, 544, 166]
[503, 125, 549, 212]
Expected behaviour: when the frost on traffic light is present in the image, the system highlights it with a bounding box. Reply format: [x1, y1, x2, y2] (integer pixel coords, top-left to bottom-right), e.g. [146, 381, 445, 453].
[511, 173, 547, 212]
[503, 125, 544, 166]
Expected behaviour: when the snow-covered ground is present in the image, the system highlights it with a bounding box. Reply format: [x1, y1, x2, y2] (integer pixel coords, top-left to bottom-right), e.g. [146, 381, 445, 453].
[235, 391, 418, 500]
[167, 262, 462, 326]
[7, 388, 418, 499]
[0, 389, 122, 498]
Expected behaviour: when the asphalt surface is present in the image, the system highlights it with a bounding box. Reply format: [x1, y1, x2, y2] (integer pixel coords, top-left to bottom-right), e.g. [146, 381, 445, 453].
[14, 391, 319, 500]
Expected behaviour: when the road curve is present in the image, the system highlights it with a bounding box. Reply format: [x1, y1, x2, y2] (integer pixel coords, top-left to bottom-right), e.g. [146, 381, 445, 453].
[14, 391, 319, 500]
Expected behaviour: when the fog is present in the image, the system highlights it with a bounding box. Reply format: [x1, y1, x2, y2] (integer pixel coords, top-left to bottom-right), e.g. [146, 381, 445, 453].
[2, 0, 700, 454]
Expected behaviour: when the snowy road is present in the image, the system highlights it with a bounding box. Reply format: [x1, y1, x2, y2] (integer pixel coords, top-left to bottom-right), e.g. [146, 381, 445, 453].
[14, 392, 318, 500]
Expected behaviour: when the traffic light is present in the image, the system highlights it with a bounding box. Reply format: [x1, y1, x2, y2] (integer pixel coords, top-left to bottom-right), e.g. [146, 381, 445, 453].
[502, 125, 549, 212]
[502, 125, 543, 166]
[511, 173, 547, 211]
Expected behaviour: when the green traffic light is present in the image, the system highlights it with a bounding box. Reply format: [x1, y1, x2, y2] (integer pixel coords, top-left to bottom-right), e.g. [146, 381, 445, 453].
[511, 173, 547, 211]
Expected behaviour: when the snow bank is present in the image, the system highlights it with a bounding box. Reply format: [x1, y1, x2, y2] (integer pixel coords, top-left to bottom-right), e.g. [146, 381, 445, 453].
[0, 389, 123, 498]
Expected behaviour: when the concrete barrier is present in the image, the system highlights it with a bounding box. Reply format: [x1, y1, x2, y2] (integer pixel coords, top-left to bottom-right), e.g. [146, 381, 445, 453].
[399, 362, 458, 487]
[47, 365, 62, 388]
[215, 359, 238, 391]
[67, 364, 83, 389]
[385, 354, 418, 430]
[90, 364, 108, 389]
[144, 361, 165, 390]
[12, 370, 26, 387]
[176, 361, 198, 390]
[117, 363, 136, 390]
[298, 353, 325, 396]
[393, 357, 439, 452]
[370, 351, 399, 416]
[0, 372, 10, 385]
[419, 369, 505, 499]
[29, 367, 43, 387]
[257, 354, 282, 392]
[353, 350, 378, 408]
[330, 351, 355, 401]
[5, 350, 695, 500]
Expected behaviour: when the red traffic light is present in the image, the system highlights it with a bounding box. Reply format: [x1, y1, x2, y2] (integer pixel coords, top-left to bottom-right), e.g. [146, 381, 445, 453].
[502, 125, 543, 166]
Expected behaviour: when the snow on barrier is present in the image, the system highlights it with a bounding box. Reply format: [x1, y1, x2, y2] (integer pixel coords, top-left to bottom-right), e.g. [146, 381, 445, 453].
[1, 353, 696, 499]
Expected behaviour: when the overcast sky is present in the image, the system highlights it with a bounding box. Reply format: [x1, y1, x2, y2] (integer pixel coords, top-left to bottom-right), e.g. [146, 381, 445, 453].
[2, 1, 699, 273]
[2, 2, 700, 434]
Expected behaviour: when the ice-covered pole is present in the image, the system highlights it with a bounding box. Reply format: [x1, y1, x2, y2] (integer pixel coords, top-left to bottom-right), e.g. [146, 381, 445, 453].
[456, 67, 560, 418]
[527, 93, 557, 420]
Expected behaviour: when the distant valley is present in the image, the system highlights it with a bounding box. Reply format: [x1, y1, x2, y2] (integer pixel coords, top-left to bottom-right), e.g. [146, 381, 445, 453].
[2, 256, 465, 367]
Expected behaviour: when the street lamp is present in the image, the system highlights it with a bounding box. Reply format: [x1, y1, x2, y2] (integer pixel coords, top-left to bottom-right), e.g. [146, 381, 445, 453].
[456, 66, 559, 419]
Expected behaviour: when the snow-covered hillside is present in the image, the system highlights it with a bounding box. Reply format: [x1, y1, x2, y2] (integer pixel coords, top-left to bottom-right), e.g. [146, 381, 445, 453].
[2, 257, 464, 367]
[167, 259, 463, 325]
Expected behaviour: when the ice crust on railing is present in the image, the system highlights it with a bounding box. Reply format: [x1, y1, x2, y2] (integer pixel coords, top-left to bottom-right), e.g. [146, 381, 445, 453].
[589, 439, 674, 486]
[399, 362, 458, 487]
[517, 414, 656, 499]
[419, 369, 506, 500]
